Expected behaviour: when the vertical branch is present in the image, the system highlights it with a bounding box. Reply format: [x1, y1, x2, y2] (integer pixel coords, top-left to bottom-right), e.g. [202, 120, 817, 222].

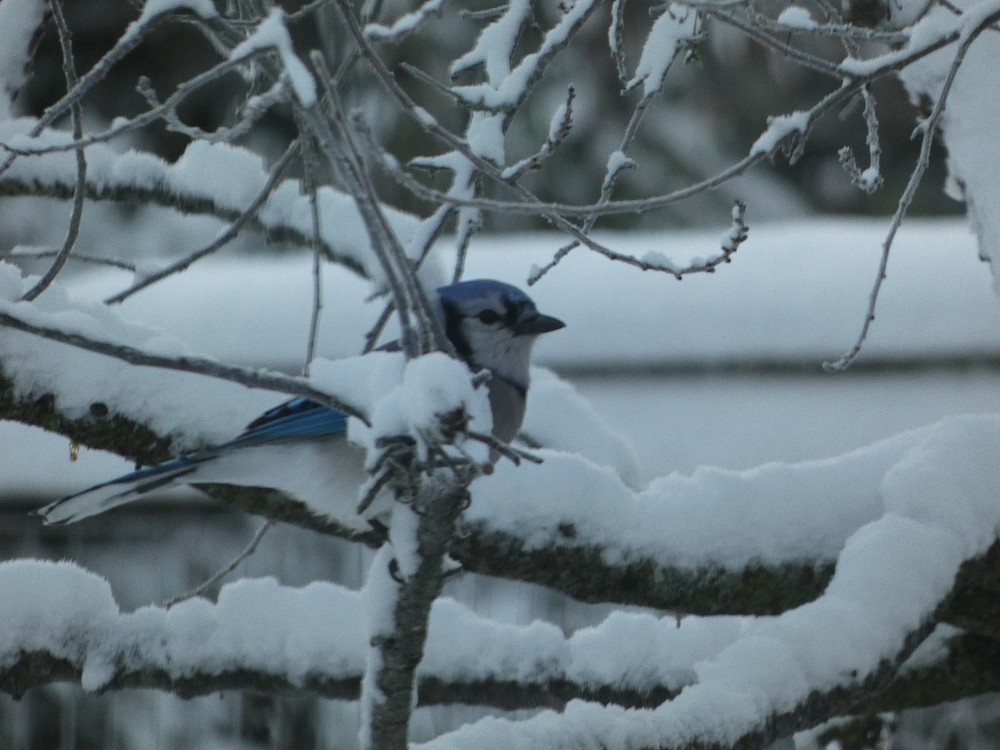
[310, 51, 450, 358]
[21, 0, 86, 302]
[304, 50, 425, 357]
[297, 124, 326, 376]
[361, 483, 469, 750]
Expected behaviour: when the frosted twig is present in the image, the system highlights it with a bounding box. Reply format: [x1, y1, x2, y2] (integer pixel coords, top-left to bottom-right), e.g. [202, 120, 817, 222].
[356, 202, 451, 352]
[104, 139, 301, 304]
[6, 249, 136, 272]
[838, 86, 884, 194]
[313, 53, 446, 358]
[695, 5, 843, 76]
[824, 15, 984, 371]
[466, 429, 544, 466]
[162, 520, 274, 608]
[743, 3, 909, 41]
[305, 50, 424, 358]
[459, 4, 510, 21]
[139, 74, 287, 144]
[364, 0, 446, 43]
[0, 3, 202, 179]
[1, 53, 278, 155]
[298, 126, 325, 377]
[530, 33, 665, 284]
[501, 87, 576, 181]
[22, 0, 86, 302]
[450, 201, 480, 283]
[379, 124, 768, 216]
[609, 0, 629, 84]
[400, 62, 465, 104]
[286, 0, 334, 23]
[936, 0, 1000, 31]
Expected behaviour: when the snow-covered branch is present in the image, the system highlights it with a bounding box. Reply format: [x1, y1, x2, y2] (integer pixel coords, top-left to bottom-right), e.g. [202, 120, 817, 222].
[1, 562, 997, 722]
[0, 122, 420, 281]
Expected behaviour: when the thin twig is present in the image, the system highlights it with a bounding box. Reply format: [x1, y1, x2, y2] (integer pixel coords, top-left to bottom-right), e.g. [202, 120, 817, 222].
[298, 127, 325, 377]
[6, 249, 136, 272]
[21, 0, 86, 302]
[0, 4, 203, 179]
[0, 307, 369, 422]
[162, 520, 275, 608]
[104, 139, 301, 304]
[466, 430, 544, 465]
[824, 14, 985, 371]
[304, 50, 422, 358]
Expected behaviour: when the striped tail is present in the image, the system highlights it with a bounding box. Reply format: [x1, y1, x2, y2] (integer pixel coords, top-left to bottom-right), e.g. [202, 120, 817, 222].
[36, 456, 204, 525]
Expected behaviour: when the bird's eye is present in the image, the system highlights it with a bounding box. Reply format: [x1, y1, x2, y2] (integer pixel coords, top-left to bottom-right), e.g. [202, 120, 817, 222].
[477, 309, 501, 324]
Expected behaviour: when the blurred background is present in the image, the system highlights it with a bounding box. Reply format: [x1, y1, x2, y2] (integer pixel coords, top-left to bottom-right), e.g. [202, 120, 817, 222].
[0, 0, 995, 748]
[10, 0, 961, 232]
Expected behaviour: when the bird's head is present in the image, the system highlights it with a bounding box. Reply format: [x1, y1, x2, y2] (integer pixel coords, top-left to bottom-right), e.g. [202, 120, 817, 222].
[436, 279, 565, 389]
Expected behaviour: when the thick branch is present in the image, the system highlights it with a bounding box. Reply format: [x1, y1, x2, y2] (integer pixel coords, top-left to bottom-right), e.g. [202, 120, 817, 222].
[7, 631, 997, 711]
[0, 585, 996, 716]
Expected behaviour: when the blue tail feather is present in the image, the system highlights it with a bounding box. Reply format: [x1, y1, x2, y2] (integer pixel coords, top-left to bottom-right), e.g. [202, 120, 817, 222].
[36, 398, 350, 525]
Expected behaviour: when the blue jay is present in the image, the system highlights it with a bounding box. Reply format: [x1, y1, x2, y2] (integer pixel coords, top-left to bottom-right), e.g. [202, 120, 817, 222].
[36, 279, 565, 525]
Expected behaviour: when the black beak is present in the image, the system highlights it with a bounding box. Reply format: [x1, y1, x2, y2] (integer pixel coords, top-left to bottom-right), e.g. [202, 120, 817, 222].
[513, 313, 566, 336]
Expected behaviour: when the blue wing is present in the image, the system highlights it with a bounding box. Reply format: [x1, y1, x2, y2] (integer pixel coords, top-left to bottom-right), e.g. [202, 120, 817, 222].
[37, 398, 350, 525]
[229, 397, 348, 447]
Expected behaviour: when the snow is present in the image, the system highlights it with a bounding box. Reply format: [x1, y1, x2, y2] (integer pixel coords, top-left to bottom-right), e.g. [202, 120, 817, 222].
[0, 118, 421, 287]
[450, 0, 531, 82]
[3, 410, 993, 729]
[0, 151, 998, 747]
[750, 111, 810, 156]
[639, 250, 681, 273]
[775, 6, 817, 28]
[467, 420, 933, 569]
[359, 545, 398, 749]
[0, 262, 267, 445]
[836, 5, 974, 77]
[137, 0, 218, 24]
[898, 0, 1000, 291]
[2, 0, 1000, 744]
[0, 559, 727, 703]
[364, 0, 445, 41]
[465, 112, 506, 165]
[0, 559, 116, 664]
[522, 369, 640, 488]
[414, 413, 1000, 750]
[357, 352, 492, 466]
[0, 217, 996, 501]
[627, 5, 698, 98]
[5, 218, 989, 372]
[0, 562, 366, 688]
[451, 0, 598, 111]
[229, 8, 316, 106]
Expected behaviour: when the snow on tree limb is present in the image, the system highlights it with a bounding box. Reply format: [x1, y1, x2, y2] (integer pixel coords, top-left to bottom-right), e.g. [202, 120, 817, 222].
[0, 120, 420, 282]
[0, 562, 996, 721]
[416, 416, 1000, 749]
